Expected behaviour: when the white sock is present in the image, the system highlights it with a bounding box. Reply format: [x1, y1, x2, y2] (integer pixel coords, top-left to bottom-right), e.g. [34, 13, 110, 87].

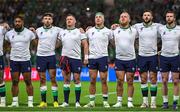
[28, 96, 33, 103]
[173, 95, 179, 101]
[128, 97, 133, 102]
[1, 97, 6, 103]
[151, 96, 156, 104]
[163, 96, 168, 103]
[143, 97, 148, 104]
[117, 96, 122, 102]
[13, 97, 18, 103]
[90, 95, 95, 104]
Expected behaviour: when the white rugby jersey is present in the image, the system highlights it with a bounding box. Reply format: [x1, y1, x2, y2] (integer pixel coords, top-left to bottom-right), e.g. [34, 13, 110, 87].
[36, 26, 63, 56]
[86, 27, 113, 59]
[134, 23, 162, 56]
[59, 28, 86, 59]
[158, 25, 180, 57]
[113, 26, 138, 60]
[5, 28, 35, 61]
[0, 26, 7, 56]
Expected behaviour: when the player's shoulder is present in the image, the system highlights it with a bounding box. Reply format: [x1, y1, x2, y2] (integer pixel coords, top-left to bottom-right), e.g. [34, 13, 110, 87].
[86, 27, 94, 34]
[134, 22, 143, 27]
[36, 26, 43, 32]
[175, 25, 180, 30]
[103, 26, 111, 32]
[158, 24, 166, 30]
[87, 26, 95, 31]
[23, 27, 34, 34]
[0, 25, 3, 30]
[152, 23, 163, 27]
[52, 26, 63, 31]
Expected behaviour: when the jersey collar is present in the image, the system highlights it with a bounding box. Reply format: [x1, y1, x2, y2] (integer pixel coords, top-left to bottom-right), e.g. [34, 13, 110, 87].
[143, 22, 153, 27]
[166, 24, 176, 30]
[67, 27, 76, 31]
[14, 27, 24, 34]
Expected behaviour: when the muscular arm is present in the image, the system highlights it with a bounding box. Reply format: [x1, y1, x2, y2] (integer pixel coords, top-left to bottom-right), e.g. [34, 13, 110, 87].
[81, 39, 89, 64]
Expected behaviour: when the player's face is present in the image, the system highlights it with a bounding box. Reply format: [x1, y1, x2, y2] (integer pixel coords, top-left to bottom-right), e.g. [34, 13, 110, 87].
[166, 13, 175, 24]
[95, 15, 104, 25]
[66, 16, 76, 27]
[119, 12, 130, 25]
[14, 18, 24, 29]
[143, 12, 153, 23]
[42, 16, 53, 27]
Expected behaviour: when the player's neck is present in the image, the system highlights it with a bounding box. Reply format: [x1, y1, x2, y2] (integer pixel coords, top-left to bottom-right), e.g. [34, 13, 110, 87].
[120, 24, 130, 29]
[67, 26, 76, 30]
[14, 27, 24, 32]
[166, 22, 176, 29]
[143, 21, 152, 27]
[43, 25, 52, 29]
[95, 24, 104, 29]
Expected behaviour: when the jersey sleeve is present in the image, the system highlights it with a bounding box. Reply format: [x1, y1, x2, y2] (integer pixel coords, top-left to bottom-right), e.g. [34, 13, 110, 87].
[58, 29, 65, 40]
[108, 29, 113, 40]
[29, 30, 36, 40]
[85, 30, 90, 39]
[2, 26, 7, 35]
[5, 32, 10, 41]
[57, 27, 63, 40]
[157, 25, 163, 38]
[80, 31, 87, 40]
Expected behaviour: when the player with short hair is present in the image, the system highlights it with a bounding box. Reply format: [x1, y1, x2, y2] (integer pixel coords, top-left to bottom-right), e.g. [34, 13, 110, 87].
[35, 13, 63, 108]
[84, 12, 112, 108]
[133, 10, 162, 108]
[112, 11, 137, 108]
[0, 23, 9, 107]
[59, 14, 88, 108]
[158, 10, 180, 110]
[5, 16, 36, 107]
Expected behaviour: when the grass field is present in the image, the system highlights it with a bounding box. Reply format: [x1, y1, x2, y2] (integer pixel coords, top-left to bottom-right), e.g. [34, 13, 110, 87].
[0, 81, 179, 111]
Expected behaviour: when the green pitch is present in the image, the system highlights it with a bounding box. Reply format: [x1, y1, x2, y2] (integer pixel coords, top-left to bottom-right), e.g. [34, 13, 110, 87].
[1, 81, 179, 111]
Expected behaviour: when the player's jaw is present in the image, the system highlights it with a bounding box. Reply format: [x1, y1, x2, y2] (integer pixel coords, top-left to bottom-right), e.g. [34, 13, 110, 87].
[142, 12, 153, 24]
[66, 16, 76, 28]
[166, 17, 175, 25]
[119, 18, 129, 27]
[14, 19, 23, 29]
[166, 13, 175, 25]
[143, 17, 151, 24]
[42, 17, 53, 28]
[95, 16, 104, 26]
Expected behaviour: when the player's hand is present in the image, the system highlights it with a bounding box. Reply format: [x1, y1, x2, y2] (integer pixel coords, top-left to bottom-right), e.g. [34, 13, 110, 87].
[83, 59, 88, 65]
[3, 23, 10, 30]
[111, 24, 119, 30]
[86, 26, 92, 31]
[29, 27, 36, 33]
[79, 28, 85, 33]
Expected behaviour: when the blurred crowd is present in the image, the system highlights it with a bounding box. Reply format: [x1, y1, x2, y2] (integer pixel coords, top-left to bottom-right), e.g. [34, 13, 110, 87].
[0, 0, 180, 66]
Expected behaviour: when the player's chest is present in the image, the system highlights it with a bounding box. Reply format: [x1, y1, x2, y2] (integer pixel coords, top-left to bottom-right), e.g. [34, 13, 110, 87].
[9, 33, 30, 42]
[138, 27, 157, 36]
[61, 31, 80, 41]
[114, 29, 136, 40]
[38, 30, 58, 39]
[161, 30, 179, 41]
[88, 30, 109, 41]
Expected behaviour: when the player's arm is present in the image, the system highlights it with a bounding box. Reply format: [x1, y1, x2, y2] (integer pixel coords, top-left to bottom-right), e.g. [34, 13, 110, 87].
[29, 27, 39, 47]
[111, 23, 119, 30]
[81, 38, 89, 65]
[81, 39, 88, 65]
[1, 22, 10, 30]
[55, 39, 62, 49]
[86, 26, 92, 31]
[4, 32, 11, 53]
